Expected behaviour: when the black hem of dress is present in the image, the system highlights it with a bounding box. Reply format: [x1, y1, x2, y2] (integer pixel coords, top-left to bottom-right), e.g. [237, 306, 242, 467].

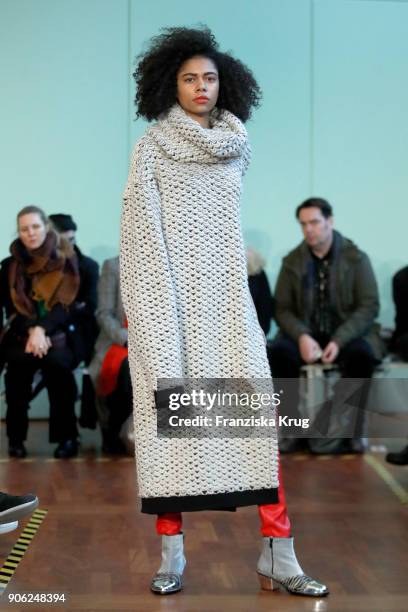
[141, 487, 279, 514]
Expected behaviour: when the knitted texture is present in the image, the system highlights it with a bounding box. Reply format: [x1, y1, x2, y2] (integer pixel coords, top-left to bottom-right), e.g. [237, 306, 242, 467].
[120, 104, 279, 501]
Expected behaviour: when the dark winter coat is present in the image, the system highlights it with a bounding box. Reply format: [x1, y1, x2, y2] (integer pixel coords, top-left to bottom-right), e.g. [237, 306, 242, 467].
[274, 230, 384, 359]
[73, 246, 99, 364]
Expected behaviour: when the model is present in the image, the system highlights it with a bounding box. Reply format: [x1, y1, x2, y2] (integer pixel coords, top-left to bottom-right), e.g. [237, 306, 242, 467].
[120, 26, 328, 598]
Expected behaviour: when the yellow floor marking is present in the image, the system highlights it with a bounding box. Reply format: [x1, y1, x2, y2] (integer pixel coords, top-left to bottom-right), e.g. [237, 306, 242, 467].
[0, 509, 48, 597]
[364, 454, 408, 505]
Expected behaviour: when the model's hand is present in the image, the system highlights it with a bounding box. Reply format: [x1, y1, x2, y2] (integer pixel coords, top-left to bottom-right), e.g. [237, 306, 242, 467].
[25, 326, 50, 358]
[298, 334, 322, 364]
[322, 341, 339, 364]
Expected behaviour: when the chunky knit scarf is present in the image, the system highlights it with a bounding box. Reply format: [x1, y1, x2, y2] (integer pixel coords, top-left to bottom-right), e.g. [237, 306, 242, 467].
[149, 102, 251, 165]
[9, 231, 80, 318]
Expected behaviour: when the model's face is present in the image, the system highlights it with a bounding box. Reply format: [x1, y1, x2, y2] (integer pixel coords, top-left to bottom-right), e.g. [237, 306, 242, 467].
[18, 213, 48, 250]
[176, 56, 219, 125]
[298, 207, 333, 250]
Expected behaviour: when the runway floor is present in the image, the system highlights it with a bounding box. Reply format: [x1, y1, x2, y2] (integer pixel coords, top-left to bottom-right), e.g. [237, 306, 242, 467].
[0, 422, 407, 612]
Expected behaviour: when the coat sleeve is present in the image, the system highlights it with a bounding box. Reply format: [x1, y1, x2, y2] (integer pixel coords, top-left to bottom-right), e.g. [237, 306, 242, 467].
[249, 271, 274, 336]
[97, 258, 127, 346]
[78, 256, 99, 314]
[241, 141, 252, 177]
[120, 142, 184, 389]
[332, 253, 380, 349]
[38, 304, 72, 336]
[0, 259, 8, 332]
[274, 261, 311, 341]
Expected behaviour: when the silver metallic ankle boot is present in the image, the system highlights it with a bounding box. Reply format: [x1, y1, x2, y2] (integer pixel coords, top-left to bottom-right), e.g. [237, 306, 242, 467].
[150, 533, 186, 595]
[257, 536, 329, 597]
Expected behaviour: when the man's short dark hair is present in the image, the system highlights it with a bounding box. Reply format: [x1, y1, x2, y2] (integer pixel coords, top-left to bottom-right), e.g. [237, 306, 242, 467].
[49, 213, 77, 232]
[295, 198, 333, 219]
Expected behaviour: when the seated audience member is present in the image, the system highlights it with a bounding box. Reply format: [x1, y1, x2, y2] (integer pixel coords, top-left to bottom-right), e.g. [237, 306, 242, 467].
[88, 256, 132, 454]
[247, 247, 274, 336]
[390, 265, 408, 361]
[49, 214, 99, 365]
[0, 206, 82, 459]
[268, 197, 384, 454]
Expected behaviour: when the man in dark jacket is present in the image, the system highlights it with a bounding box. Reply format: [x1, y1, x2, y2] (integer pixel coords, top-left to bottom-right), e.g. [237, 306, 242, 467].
[268, 198, 383, 454]
[49, 214, 99, 364]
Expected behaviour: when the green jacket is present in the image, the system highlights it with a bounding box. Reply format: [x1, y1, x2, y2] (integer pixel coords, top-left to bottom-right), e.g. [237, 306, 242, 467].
[274, 231, 384, 359]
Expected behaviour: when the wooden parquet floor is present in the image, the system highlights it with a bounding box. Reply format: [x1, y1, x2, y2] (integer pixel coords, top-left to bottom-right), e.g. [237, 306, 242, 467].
[0, 422, 407, 612]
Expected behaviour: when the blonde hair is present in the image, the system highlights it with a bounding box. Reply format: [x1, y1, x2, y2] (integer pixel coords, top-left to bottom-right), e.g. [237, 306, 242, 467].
[17, 205, 48, 229]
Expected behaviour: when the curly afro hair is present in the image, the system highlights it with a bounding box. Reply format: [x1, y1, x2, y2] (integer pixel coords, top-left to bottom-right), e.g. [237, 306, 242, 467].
[133, 25, 262, 123]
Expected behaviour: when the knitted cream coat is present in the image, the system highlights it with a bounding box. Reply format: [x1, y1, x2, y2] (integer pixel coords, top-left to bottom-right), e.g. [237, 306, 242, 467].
[120, 104, 279, 513]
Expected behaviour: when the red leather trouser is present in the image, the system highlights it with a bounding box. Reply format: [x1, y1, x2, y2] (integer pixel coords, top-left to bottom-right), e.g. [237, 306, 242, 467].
[156, 463, 291, 537]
